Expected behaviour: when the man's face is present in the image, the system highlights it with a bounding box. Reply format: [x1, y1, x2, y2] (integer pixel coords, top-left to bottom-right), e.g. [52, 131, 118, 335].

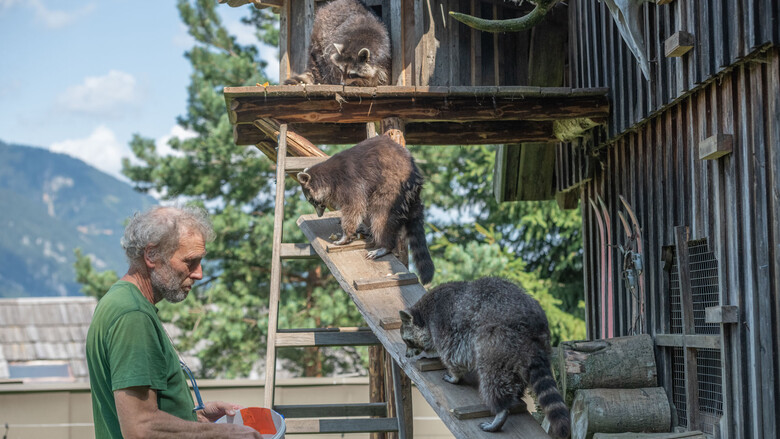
[151, 230, 206, 304]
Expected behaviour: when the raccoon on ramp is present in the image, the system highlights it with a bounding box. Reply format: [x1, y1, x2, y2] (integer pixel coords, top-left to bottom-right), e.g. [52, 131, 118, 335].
[283, 0, 391, 86]
[400, 277, 570, 436]
[297, 134, 435, 284]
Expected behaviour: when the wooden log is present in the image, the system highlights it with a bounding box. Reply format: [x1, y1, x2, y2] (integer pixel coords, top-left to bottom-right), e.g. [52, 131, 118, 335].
[698, 134, 733, 160]
[555, 335, 657, 407]
[664, 31, 695, 57]
[571, 388, 671, 439]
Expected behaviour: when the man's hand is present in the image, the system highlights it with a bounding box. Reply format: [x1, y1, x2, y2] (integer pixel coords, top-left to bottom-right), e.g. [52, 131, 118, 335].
[197, 400, 243, 423]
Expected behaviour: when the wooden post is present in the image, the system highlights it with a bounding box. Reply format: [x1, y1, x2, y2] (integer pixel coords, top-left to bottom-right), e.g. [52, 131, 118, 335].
[571, 388, 672, 439]
[369, 345, 386, 439]
[674, 226, 699, 429]
[555, 335, 658, 407]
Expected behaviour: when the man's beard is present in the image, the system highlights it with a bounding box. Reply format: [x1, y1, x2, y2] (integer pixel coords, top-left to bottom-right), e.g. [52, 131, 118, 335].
[150, 262, 189, 303]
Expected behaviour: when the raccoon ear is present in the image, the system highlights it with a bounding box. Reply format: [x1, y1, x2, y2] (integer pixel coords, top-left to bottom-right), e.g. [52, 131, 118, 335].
[358, 48, 371, 62]
[297, 172, 311, 185]
[399, 309, 413, 324]
[332, 43, 344, 55]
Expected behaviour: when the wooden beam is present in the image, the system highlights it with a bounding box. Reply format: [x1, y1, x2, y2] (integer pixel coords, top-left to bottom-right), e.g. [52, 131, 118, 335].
[654, 334, 721, 350]
[698, 134, 733, 160]
[704, 305, 739, 324]
[673, 226, 700, 429]
[664, 31, 695, 57]
[276, 328, 380, 347]
[225, 86, 610, 125]
[275, 402, 388, 418]
[354, 272, 420, 291]
[279, 243, 317, 259]
[285, 156, 328, 172]
[285, 418, 399, 434]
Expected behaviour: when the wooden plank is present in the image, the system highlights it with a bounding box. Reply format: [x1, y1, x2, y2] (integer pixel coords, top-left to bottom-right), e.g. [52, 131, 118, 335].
[673, 226, 699, 429]
[296, 212, 551, 438]
[326, 241, 369, 253]
[654, 334, 721, 350]
[451, 402, 525, 420]
[275, 402, 388, 418]
[593, 432, 706, 439]
[390, 0, 404, 85]
[665, 31, 694, 58]
[285, 418, 399, 434]
[279, 243, 317, 259]
[416, 358, 445, 372]
[379, 317, 402, 330]
[354, 272, 419, 291]
[276, 329, 380, 347]
[285, 156, 327, 172]
[704, 305, 739, 324]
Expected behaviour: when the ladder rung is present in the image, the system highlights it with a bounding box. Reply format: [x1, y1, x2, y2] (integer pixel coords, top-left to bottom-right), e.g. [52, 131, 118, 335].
[275, 402, 388, 418]
[451, 403, 526, 420]
[286, 156, 328, 172]
[280, 243, 317, 259]
[284, 418, 399, 434]
[276, 328, 379, 347]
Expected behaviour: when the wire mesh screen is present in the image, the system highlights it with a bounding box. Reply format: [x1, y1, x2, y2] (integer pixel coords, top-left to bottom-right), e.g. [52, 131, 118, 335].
[697, 348, 724, 435]
[689, 239, 720, 334]
[671, 347, 687, 427]
[669, 252, 683, 334]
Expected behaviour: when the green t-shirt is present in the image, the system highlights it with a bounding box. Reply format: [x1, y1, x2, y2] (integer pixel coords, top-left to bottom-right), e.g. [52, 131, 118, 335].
[86, 281, 196, 438]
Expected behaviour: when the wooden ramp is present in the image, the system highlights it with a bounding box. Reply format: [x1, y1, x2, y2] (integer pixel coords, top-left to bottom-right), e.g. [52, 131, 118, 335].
[297, 211, 551, 439]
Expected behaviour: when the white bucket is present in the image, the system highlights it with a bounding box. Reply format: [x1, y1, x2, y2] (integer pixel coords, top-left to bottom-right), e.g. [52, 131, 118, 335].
[215, 407, 286, 438]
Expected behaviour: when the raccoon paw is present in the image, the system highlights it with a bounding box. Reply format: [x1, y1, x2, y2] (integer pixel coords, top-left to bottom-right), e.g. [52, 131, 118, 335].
[479, 410, 508, 432]
[442, 373, 461, 384]
[333, 235, 353, 246]
[366, 247, 390, 259]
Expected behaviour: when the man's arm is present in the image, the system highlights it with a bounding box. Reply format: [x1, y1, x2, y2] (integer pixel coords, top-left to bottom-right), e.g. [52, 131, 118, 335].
[115, 387, 262, 439]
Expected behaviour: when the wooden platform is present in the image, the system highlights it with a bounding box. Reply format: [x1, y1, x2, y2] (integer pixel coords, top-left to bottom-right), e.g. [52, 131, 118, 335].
[225, 85, 609, 145]
[297, 211, 551, 439]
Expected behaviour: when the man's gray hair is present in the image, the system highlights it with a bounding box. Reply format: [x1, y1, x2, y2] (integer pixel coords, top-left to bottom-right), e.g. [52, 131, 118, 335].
[121, 205, 215, 270]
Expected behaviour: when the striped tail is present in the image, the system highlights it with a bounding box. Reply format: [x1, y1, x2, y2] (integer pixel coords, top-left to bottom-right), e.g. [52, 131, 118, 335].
[529, 351, 570, 438]
[407, 213, 434, 284]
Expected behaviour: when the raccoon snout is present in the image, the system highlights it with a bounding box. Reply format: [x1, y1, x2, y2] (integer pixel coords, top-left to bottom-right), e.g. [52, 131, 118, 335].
[405, 347, 421, 358]
[315, 205, 325, 217]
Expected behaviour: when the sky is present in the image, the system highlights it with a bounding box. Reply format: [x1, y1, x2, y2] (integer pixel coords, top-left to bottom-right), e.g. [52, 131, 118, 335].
[0, 0, 278, 182]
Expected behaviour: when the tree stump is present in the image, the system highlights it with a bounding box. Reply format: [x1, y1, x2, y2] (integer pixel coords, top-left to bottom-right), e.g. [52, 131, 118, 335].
[555, 334, 657, 406]
[571, 388, 671, 439]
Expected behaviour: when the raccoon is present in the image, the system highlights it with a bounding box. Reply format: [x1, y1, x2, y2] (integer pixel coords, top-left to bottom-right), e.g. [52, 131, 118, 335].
[400, 277, 570, 436]
[283, 0, 391, 86]
[297, 134, 434, 284]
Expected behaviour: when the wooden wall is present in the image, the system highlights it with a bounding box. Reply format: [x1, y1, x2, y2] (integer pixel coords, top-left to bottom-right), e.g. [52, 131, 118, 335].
[280, 0, 565, 87]
[577, 46, 779, 439]
[569, 0, 780, 136]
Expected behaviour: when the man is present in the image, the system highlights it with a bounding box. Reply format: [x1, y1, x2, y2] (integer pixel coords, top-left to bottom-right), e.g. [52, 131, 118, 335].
[86, 206, 261, 438]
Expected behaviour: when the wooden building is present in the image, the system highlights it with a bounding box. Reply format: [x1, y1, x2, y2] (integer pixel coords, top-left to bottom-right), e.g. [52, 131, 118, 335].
[544, 1, 779, 438]
[223, 0, 778, 437]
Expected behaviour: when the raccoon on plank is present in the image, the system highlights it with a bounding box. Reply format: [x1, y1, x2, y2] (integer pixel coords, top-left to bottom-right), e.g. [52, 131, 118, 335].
[297, 134, 434, 284]
[400, 277, 570, 436]
[283, 0, 391, 86]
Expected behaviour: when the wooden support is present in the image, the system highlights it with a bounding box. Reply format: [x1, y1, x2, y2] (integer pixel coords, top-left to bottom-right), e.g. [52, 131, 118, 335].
[285, 418, 399, 434]
[379, 317, 402, 330]
[704, 305, 739, 324]
[665, 31, 695, 57]
[555, 335, 658, 407]
[415, 358, 445, 371]
[325, 241, 369, 253]
[571, 388, 672, 439]
[276, 328, 379, 347]
[698, 134, 733, 160]
[275, 402, 388, 418]
[673, 226, 700, 430]
[654, 333, 721, 350]
[354, 273, 419, 291]
[279, 243, 317, 259]
[369, 345, 387, 439]
[253, 118, 328, 157]
[451, 402, 525, 420]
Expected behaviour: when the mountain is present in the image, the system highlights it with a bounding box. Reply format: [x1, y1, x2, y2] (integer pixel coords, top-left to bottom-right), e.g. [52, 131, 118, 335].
[0, 141, 157, 297]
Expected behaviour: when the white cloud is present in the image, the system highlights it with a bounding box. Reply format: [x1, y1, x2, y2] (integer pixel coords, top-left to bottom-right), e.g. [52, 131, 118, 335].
[224, 18, 257, 46]
[49, 125, 130, 180]
[2, 0, 96, 28]
[57, 70, 140, 116]
[155, 124, 197, 157]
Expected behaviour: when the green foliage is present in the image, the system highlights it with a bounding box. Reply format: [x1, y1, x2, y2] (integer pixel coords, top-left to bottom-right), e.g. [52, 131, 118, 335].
[74, 248, 119, 300]
[412, 144, 586, 344]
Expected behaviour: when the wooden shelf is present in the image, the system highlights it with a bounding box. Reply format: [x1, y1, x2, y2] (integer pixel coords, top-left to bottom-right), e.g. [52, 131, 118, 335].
[225, 85, 609, 145]
[296, 211, 551, 439]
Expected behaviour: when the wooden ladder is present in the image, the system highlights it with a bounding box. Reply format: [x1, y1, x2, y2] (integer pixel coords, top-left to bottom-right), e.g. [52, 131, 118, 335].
[264, 123, 409, 436]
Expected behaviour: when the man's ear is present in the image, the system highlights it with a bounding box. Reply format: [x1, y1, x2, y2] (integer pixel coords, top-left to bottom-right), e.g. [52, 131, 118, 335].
[399, 309, 413, 324]
[144, 245, 157, 269]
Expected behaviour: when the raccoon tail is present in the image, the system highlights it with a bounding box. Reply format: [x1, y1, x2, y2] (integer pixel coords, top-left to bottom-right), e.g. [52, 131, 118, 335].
[407, 213, 434, 284]
[529, 350, 570, 439]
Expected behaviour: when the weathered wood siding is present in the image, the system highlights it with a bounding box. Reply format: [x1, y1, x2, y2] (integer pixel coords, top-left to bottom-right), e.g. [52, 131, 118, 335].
[579, 47, 779, 439]
[569, 0, 780, 136]
[281, 0, 567, 87]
